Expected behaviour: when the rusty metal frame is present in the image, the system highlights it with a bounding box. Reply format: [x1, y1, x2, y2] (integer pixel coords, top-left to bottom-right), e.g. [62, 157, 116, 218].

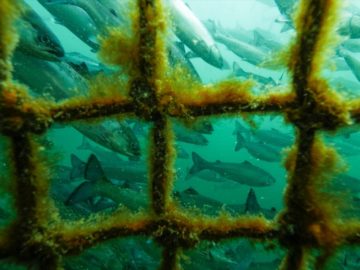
[1, 0, 360, 269]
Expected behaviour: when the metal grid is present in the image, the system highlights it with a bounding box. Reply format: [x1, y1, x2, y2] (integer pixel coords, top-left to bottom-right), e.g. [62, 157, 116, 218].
[1, 0, 360, 269]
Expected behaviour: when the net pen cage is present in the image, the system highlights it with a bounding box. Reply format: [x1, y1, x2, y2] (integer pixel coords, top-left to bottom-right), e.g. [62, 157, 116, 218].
[0, 0, 360, 269]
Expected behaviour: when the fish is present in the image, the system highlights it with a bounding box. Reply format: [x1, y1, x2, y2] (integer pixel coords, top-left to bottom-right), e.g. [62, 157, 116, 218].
[174, 125, 208, 145]
[341, 49, 360, 82]
[95, 0, 128, 25]
[233, 62, 277, 86]
[333, 56, 352, 71]
[73, 121, 141, 160]
[273, 0, 297, 32]
[37, 0, 100, 50]
[223, 240, 254, 270]
[329, 77, 360, 97]
[174, 187, 229, 215]
[77, 136, 125, 167]
[253, 28, 284, 52]
[44, 0, 121, 34]
[189, 120, 213, 134]
[176, 186, 275, 217]
[324, 135, 360, 156]
[235, 130, 281, 162]
[12, 50, 87, 100]
[213, 30, 268, 66]
[274, 0, 297, 18]
[338, 14, 360, 39]
[16, 3, 64, 61]
[185, 166, 233, 183]
[234, 120, 293, 148]
[188, 152, 276, 187]
[185, 247, 242, 270]
[66, 154, 148, 211]
[241, 188, 277, 219]
[166, 0, 228, 69]
[203, 19, 253, 44]
[340, 38, 360, 53]
[64, 52, 113, 78]
[327, 174, 360, 195]
[69, 154, 147, 191]
[12, 52, 140, 158]
[167, 41, 202, 81]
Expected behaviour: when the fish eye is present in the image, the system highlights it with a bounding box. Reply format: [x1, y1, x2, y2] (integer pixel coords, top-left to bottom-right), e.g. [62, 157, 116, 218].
[38, 34, 50, 45]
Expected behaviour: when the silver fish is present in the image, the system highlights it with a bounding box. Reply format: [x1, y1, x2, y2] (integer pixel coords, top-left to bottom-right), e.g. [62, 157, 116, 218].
[233, 62, 277, 86]
[66, 154, 147, 211]
[17, 3, 64, 61]
[37, 0, 100, 50]
[338, 14, 360, 39]
[73, 121, 141, 160]
[189, 152, 276, 187]
[341, 49, 360, 82]
[12, 50, 86, 100]
[235, 130, 281, 162]
[70, 154, 146, 183]
[166, 0, 228, 69]
[174, 125, 208, 145]
[214, 31, 268, 66]
[45, 0, 121, 34]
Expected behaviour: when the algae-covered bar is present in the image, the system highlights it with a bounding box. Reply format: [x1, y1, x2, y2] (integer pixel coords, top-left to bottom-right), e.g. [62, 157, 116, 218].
[1, 0, 360, 269]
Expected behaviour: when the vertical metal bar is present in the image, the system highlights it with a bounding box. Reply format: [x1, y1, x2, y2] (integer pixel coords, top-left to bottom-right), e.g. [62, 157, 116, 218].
[150, 116, 173, 215]
[281, 246, 307, 270]
[160, 246, 179, 270]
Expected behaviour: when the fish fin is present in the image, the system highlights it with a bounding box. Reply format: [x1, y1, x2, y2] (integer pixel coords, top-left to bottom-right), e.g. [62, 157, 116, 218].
[84, 154, 108, 183]
[183, 187, 199, 195]
[77, 136, 91, 150]
[70, 154, 85, 179]
[244, 188, 261, 214]
[233, 62, 247, 77]
[175, 42, 186, 54]
[253, 30, 265, 47]
[280, 22, 293, 33]
[221, 58, 230, 70]
[87, 36, 100, 51]
[242, 160, 252, 166]
[185, 51, 198, 59]
[205, 19, 217, 33]
[189, 152, 209, 175]
[65, 181, 95, 205]
[234, 131, 246, 151]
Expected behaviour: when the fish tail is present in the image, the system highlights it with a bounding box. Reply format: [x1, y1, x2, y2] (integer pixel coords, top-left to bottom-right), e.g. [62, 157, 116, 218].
[65, 181, 95, 205]
[244, 188, 261, 214]
[77, 135, 91, 150]
[84, 154, 107, 182]
[70, 154, 85, 179]
[189, 152, 209, 175]
[67, 155, 110, 205]
[235, 131, 246, 151]
[232, 62, 247, 77]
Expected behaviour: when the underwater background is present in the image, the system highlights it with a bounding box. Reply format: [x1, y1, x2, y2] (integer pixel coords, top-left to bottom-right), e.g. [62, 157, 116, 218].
[2, 0, 360, 269]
